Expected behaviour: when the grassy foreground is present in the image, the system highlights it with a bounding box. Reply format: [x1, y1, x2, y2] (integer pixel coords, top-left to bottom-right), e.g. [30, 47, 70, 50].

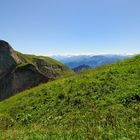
[0, 56, 140, 139]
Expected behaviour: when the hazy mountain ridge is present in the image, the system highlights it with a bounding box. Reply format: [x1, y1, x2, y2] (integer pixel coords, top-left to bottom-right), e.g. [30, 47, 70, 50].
[73, 64, 91, 72]
[53, 54, 132, 69]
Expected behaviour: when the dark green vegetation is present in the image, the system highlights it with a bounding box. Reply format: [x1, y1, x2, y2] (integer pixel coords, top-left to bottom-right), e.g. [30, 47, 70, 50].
[0, 55, 140, 139]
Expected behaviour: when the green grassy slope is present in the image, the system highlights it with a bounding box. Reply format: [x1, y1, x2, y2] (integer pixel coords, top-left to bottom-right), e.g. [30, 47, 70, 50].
[16, 52, 64, 66]
[0, 56, 140, 139]
[15, 52, 73, 79]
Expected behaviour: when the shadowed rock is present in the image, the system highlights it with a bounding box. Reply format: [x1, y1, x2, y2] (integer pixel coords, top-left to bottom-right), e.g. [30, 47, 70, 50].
[0, 41, 16, 79]
[0, 40, 72, 101]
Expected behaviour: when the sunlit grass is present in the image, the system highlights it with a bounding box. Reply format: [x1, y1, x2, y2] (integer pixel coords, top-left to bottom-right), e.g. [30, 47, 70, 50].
[0, 55, 140, 139]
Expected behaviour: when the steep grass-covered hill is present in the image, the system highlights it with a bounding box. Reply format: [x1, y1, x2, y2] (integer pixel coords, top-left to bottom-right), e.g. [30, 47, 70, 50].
[0, 40, 73, 101]
[0, 55, 140, 139]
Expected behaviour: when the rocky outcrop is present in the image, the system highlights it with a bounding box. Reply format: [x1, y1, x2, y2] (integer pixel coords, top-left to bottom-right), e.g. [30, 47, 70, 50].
[0, 40, 73, 101]
[0, 41, 16, 79]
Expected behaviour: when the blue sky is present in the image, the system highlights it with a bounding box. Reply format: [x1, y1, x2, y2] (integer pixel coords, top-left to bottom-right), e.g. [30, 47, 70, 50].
[0, 0, 140, 55]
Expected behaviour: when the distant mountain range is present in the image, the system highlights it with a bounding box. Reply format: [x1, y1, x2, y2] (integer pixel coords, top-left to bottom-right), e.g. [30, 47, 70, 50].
[53, 55, 133, 70]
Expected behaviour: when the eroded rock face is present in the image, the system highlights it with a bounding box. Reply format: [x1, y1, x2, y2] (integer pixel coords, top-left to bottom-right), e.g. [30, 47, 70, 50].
[0, 40, 72, 101]
[0, 41, 48, 101]
[0, 64, 48, 101]
[0, 41, 17, 79]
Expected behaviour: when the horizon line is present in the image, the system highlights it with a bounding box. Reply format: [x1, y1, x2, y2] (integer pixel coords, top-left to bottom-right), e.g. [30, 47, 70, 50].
[26, 52, 137, 57]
